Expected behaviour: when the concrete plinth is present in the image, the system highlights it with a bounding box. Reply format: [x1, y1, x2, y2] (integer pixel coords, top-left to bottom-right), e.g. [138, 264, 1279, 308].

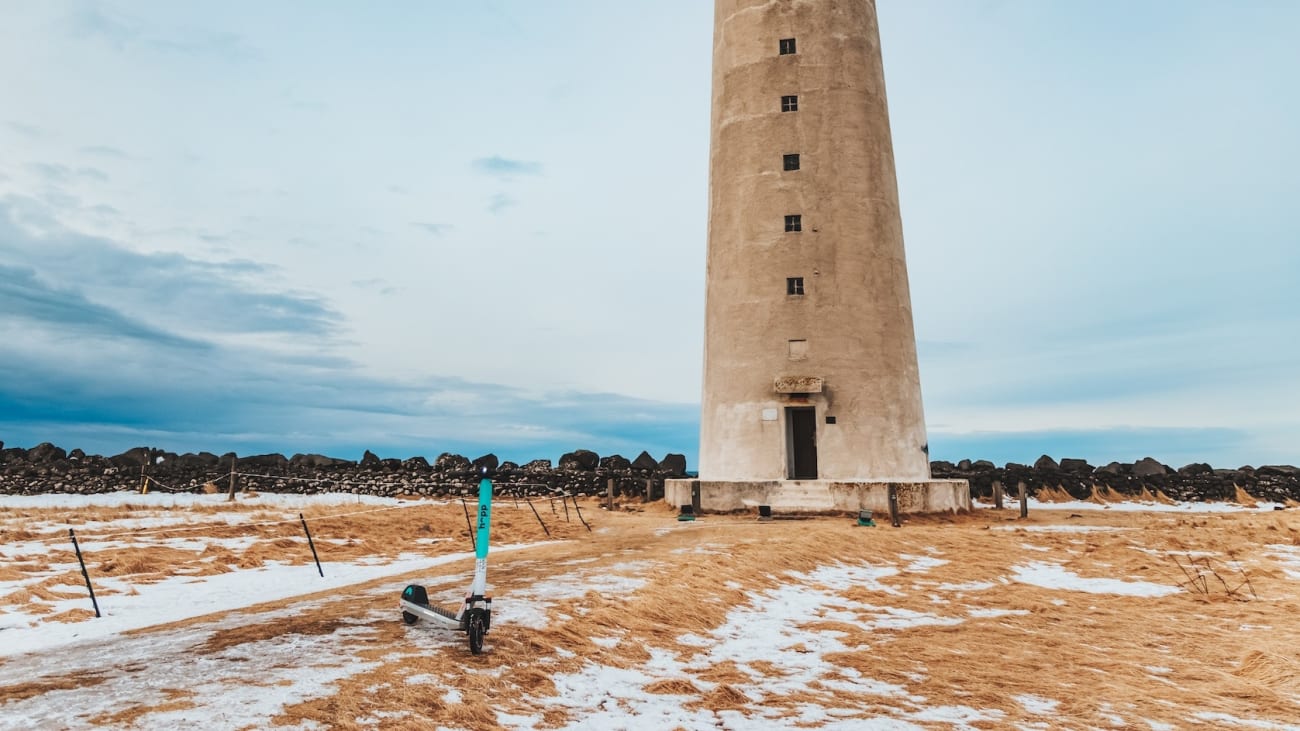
[664, 479, 970, 515]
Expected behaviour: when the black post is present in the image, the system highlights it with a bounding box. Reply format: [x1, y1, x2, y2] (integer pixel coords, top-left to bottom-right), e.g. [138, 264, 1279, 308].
[1018, 481, 1028, 519]
[570, 494, 591, 532]
[299, 513, 324, 577]
[461, 497, 477, 550]
[887, 485, 901, 528]
[68, 529, 101, 618]
[559, 493, 571, 522]
[525, 499, 551, 538]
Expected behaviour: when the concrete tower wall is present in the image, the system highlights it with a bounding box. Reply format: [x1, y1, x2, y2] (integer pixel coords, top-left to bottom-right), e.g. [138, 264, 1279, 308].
[699, 0, 932, 482]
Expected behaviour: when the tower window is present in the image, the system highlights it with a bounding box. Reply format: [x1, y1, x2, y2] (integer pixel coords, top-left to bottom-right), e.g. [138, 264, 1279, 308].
[783, 153, 800, 171]
[781, 95, 798, 112]
[779, 38, 797, 55]
[788, 339, 808, 360]
[784, 214, 802, 232]
[787, 277, 805, 296]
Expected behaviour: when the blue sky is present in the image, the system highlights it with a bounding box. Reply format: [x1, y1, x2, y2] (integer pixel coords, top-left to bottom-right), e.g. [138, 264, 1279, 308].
[1, 1, 1297, 469]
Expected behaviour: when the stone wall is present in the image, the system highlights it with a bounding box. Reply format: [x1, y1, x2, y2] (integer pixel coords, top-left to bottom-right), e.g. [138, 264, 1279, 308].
[930, 456, 1300, 504]
[0, 441, 687, 500]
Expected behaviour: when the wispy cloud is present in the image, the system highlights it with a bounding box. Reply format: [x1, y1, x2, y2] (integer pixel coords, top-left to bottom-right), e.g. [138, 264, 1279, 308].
[0, 197, 342, 338]
[472, 155, 543, 179]
[411, 222, 453, 236]
[488, 193, 516, 215]
[0, 263, 206, 350]
[3, 121, 40, 138]
[78, 145, 132, 160]
[67, 6, 258, 61]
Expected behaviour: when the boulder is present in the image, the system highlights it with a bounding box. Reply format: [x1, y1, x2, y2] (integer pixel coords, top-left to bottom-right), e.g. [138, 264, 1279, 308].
[522, 458, 553, 473]
[110, 447, 152, 467]
[1097, 462, 1130, 475]
[239, 453, 289, 470]
[631, 451, 659, 471]
[68, 448, 86, 460]
[559, 450, 599, 471]
[1257, 465, 1300, 478]
[291, 453, 351, 469]
[1059, 458, 1093, 474]
[956, 459, 972, 471]
[434, 452, 472, 472]
[659, 453, 688, 477]
[471, 454, 500, 473]
[1133, 457, 1168, 477]
[360, 450, 382, 468]
[600, 454, 632, 471]
[28, 442, 67, 463]
[1177, 463, 1213, 476]
[930, 460, 956, 473]
[973, 460, 996, 470]
[401, 456, 431, 470]
[499, 461, 519, 472]
[1033, 455, 1060, 471]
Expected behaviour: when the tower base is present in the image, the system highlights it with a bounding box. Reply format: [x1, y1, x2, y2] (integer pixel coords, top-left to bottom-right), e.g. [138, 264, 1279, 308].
[664, 479, 970, 515]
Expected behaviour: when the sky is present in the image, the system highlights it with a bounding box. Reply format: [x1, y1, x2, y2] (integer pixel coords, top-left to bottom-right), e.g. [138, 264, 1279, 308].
[1, 1, 1297, 470]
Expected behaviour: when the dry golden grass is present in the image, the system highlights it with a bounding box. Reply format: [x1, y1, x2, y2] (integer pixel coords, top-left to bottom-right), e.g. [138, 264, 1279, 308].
[5, 498, 1300, 729]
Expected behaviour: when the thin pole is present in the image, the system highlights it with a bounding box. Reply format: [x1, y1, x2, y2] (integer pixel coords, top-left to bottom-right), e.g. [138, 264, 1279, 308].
[560, 493, 570, 522]
[570, 494, 591, 532]
[140, 465, 148, 495]
[226, 459, 237, 502]
[606, 478, 615, 511]
[1018, 481, 1028, 519]
[524, 498, 550, 538]
[461, 496, 477, 551]
[888, 485, 901, 528]
[993, 480, 1004, 510]
[299, 513, 324, 577]
[69, 529, 101, 618]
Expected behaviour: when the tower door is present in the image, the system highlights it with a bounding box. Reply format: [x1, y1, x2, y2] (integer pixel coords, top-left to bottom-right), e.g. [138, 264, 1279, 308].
[786, 407, 818, 480]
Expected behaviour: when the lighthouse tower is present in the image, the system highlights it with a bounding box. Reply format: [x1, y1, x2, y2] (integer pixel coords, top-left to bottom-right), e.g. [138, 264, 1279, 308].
[667, 0, 967, 514]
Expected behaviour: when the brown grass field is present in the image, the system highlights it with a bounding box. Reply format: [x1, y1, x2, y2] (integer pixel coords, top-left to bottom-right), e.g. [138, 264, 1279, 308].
[2, 495, 1300, 729]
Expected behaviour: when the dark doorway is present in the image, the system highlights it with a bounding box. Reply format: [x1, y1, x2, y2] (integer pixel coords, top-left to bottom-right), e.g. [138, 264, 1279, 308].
[786, 407, 818, 480]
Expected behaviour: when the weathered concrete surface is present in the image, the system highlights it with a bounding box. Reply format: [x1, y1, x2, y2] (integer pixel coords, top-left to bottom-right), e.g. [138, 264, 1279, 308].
[699, 0, 932, 484]
[665, 478, 970, 515]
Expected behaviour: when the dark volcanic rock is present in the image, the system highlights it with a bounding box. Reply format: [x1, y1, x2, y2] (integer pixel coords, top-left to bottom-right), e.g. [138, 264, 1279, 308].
[559, 450, 599, 471]
[1258, 465, 1300, 478]
[1133, 457, 1168, 477]
[631, 451, 659, 471]
[1178, 463, 1213, 476]
[291, 453, 351, 469]
[110, 447, 152, 467]
[1033, 455, 1060, 471]
[434, 453, 471, 472]
[69, 448, 86, 460]
[522, 459, 552, 473]
[600, 454, 632, 471]
[239, 453, 289, 470]
[472, 454, 500, 473]
[360, 450, 382, 468]
[1097, 462, 1130, 475]
[1059, 458, 1093, 474]
[28, 442, 67, 463]
[659, 453, 688, 477]
[402, 456, 431, 470]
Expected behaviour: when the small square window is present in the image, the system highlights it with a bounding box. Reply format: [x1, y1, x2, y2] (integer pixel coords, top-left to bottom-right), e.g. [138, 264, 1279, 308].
[788, 339, 808, 360]
[784, 214, 802, 232]
[781, 95, 798, 112]
[825, 416, 837, 425]
[786, 277, 804, 296]
[783, 153, 800, 171]
[779, 38, 796, 55]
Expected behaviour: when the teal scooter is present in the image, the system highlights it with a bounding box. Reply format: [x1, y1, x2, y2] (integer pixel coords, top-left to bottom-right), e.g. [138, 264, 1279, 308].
[400, 465, 494, 655]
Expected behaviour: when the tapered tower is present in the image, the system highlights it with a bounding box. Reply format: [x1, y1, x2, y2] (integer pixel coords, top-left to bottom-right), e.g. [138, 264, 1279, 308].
[667, 0, 967, 514]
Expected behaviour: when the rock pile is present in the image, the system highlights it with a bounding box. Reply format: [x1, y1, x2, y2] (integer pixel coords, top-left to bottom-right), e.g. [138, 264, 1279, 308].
[930, 456, 1300, 504]
[0, 440, 689, 500]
